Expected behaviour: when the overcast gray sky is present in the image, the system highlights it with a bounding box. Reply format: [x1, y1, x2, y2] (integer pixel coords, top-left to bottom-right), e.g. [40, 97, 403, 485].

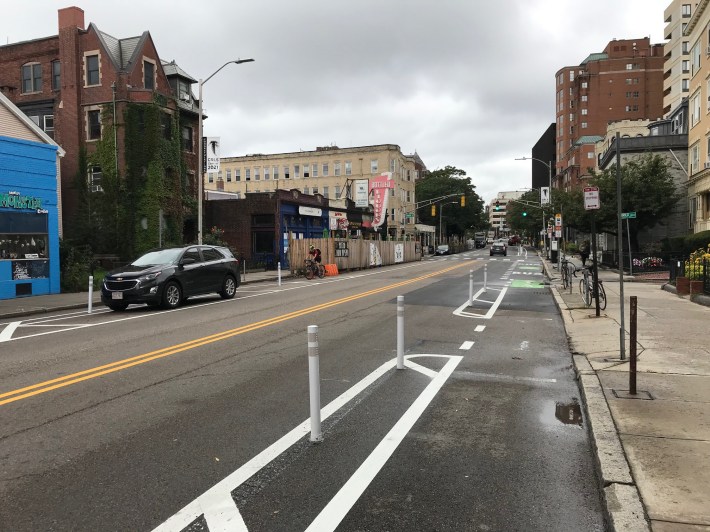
[3, 1, 668, 203]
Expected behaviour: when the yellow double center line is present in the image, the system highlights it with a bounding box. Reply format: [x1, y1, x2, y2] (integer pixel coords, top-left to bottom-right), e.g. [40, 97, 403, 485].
[1, 262, 471, 406]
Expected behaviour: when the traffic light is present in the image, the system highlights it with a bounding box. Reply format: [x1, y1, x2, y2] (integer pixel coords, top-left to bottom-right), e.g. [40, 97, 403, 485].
[460, 195, 466, 207]
[431, 204, 436, 217]
[494, 201, 500, 211]
[522, 211, 527, 217]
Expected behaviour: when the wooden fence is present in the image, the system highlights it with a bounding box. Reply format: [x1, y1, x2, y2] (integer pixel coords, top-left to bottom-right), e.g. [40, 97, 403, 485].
[288, 238, 421, 273]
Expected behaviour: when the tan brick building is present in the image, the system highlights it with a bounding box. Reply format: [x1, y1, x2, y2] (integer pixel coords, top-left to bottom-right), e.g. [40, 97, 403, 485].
[685, 0, 710, 233]
[216, 145, 425, 238]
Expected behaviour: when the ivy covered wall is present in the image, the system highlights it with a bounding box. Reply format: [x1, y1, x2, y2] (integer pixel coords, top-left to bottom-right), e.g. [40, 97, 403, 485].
[68, 97, 193, 259]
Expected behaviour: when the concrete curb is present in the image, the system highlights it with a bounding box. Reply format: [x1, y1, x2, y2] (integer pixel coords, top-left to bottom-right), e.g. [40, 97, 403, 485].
[545, 260, 650, 531]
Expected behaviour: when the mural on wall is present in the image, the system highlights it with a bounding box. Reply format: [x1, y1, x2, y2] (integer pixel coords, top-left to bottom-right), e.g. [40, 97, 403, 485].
[369, 242, 383, 266]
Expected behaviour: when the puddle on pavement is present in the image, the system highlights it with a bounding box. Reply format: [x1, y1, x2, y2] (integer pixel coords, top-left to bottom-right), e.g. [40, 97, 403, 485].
[541, 399, 584, 427]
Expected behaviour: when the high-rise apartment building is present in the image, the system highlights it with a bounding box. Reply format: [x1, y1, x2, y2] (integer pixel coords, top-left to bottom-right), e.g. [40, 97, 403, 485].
[554, 38, 665, 190]
[663, 1, 693, 116]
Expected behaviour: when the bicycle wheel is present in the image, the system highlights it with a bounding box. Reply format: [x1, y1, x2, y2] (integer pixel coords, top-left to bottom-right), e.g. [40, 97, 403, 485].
[317, 264, 325, 279]
[597, 282, 607, 310]
[561, 264, 569, 289]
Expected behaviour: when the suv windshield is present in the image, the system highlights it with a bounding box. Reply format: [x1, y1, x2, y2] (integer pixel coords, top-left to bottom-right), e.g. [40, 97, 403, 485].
[131, 248, 183, 267]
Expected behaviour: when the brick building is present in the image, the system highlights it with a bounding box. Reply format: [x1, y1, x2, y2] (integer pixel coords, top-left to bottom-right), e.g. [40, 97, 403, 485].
[0, 7, 199, 251]
[554, 38, 665, 191]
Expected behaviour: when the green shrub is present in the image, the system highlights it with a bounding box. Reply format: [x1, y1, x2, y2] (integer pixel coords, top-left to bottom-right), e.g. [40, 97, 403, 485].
[60, 241, 94, 292]
[684, 231, 710, 255]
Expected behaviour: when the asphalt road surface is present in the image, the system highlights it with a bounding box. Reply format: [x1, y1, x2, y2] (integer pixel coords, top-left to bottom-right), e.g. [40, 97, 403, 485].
[0, 248, 606, 531]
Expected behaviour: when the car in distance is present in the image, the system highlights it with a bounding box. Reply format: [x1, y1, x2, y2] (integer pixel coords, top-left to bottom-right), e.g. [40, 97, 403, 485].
[101, 245, 240, 311]
[489, 240, 507, 256]
[435, 244, 450, 255]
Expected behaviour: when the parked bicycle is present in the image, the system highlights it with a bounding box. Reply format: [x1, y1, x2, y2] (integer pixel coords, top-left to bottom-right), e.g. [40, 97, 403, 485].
[304, 258, 325, 280]
[578, 266, 606, 310]
[561, 256, 578, 290]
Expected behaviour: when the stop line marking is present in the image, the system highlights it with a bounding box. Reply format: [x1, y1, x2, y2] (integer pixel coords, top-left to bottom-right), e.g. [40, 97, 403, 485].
[152, 354, 462, 532]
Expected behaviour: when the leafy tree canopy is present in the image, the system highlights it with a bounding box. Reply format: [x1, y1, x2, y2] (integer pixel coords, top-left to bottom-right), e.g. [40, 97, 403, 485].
[415, 166, 486, 237]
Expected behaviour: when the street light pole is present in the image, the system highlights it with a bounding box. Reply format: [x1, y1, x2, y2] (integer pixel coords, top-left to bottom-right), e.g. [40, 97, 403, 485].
[197, 58, 254, 244]
[515, 156, 553, 258]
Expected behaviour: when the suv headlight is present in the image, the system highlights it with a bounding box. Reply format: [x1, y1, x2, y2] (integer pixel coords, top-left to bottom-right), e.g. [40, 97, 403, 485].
[138, 271, 161, 283]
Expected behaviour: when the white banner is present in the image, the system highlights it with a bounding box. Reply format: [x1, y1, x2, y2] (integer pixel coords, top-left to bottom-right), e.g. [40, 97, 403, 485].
[369, 243, 383, 266]
[394, 243, 404, 263]
[205, 137, 220, 173]
[354, 180, 369, 207]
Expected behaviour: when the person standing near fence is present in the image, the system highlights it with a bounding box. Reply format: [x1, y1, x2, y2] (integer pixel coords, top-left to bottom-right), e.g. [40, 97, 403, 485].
[579, 240, 590, 267]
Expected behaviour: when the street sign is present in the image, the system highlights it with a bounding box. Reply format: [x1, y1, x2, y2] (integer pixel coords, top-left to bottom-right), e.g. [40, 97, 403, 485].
[554, 213, 562, 227]
[621, 212, 637, 219]
[583, 186, 600, 210]
[541, 187, 550, 205]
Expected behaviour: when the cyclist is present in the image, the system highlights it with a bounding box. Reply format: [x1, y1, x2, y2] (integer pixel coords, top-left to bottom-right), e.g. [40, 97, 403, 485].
[308, 244, 322, 264]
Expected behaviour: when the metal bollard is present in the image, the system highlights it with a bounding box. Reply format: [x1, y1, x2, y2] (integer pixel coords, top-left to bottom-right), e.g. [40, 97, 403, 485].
[278, 261, 282, 286]
[483, 264, 488, 293]
[629, 296, 637, 395]
[397, 296, 404, 370]
[308, 325, 322, 442]
[468, 269, 473, 306]
[88, 275, 93, 314]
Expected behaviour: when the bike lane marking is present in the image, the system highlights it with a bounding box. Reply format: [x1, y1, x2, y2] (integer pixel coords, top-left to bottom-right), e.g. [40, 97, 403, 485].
[152, 355, 462, 532]
[0, 321, 21, 342]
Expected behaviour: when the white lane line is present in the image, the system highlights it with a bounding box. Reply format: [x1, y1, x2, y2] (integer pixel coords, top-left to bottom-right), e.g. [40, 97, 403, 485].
[4, 261, 430, 343]
[474, 325, 485, 332]
[152, 358, 398, 532]
[305, 355, 463, 531]
[0, 321, 21, 342]
[459, 341, 474, 350]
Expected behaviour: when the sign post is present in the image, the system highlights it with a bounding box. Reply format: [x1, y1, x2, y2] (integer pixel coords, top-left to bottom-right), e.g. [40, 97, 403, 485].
[621, 212, 636, 276]
[584, 186, 601, 317]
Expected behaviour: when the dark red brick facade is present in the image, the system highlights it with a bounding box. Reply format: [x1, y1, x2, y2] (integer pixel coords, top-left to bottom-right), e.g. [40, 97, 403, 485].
[0, 7, 199, 239]
[554, 38, 665, 190]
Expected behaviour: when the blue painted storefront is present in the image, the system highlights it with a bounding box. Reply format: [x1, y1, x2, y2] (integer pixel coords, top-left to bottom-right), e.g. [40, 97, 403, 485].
[279, 203, 329, 267]
[0, 136, 60, 299]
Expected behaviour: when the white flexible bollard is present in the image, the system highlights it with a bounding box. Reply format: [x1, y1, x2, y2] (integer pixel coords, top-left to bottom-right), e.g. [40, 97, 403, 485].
[397, 296, 404, 370]
[88, 275, 93, 314]
[483, 264, 488, 293]
[469, 269, 473, 306]
[308, 325, 322, 442]
[278, 261, 282, 286]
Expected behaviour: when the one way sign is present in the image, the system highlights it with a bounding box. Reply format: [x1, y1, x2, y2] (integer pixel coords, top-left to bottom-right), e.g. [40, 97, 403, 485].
[541, 187, 550, 205]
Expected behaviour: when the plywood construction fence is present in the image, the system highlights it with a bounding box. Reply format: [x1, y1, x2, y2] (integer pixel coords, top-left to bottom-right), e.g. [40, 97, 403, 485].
[288, 239, 421, 273]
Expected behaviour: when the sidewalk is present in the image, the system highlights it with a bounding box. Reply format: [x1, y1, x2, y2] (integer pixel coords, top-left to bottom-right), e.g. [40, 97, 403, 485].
[544, 256, 710, 532]
[0, 269, 292, 320]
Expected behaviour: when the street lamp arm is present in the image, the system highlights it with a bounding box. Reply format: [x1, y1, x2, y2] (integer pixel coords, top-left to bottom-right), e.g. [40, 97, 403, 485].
[514, 156, 550, 170]
[203, 59, 255, 86]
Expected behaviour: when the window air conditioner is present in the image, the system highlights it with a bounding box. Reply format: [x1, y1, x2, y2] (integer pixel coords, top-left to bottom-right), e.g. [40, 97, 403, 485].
[90, 185, 104, 193]
[706, 45, 710, 55]
[704, 162, 710, 169]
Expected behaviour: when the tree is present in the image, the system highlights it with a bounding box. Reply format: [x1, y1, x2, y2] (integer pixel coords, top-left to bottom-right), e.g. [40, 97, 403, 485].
[567, 154, 682, 250]
[415, 166, 486, 238]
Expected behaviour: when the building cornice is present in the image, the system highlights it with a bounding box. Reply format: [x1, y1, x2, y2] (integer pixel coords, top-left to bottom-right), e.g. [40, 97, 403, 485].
[685, 0, 710, 35]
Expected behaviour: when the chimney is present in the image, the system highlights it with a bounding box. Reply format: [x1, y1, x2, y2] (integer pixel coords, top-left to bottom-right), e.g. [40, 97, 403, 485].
[58, 6, 85, 31]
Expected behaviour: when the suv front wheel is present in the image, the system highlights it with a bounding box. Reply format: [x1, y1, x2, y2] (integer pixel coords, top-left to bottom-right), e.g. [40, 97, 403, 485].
[162, 281, 182, 309]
